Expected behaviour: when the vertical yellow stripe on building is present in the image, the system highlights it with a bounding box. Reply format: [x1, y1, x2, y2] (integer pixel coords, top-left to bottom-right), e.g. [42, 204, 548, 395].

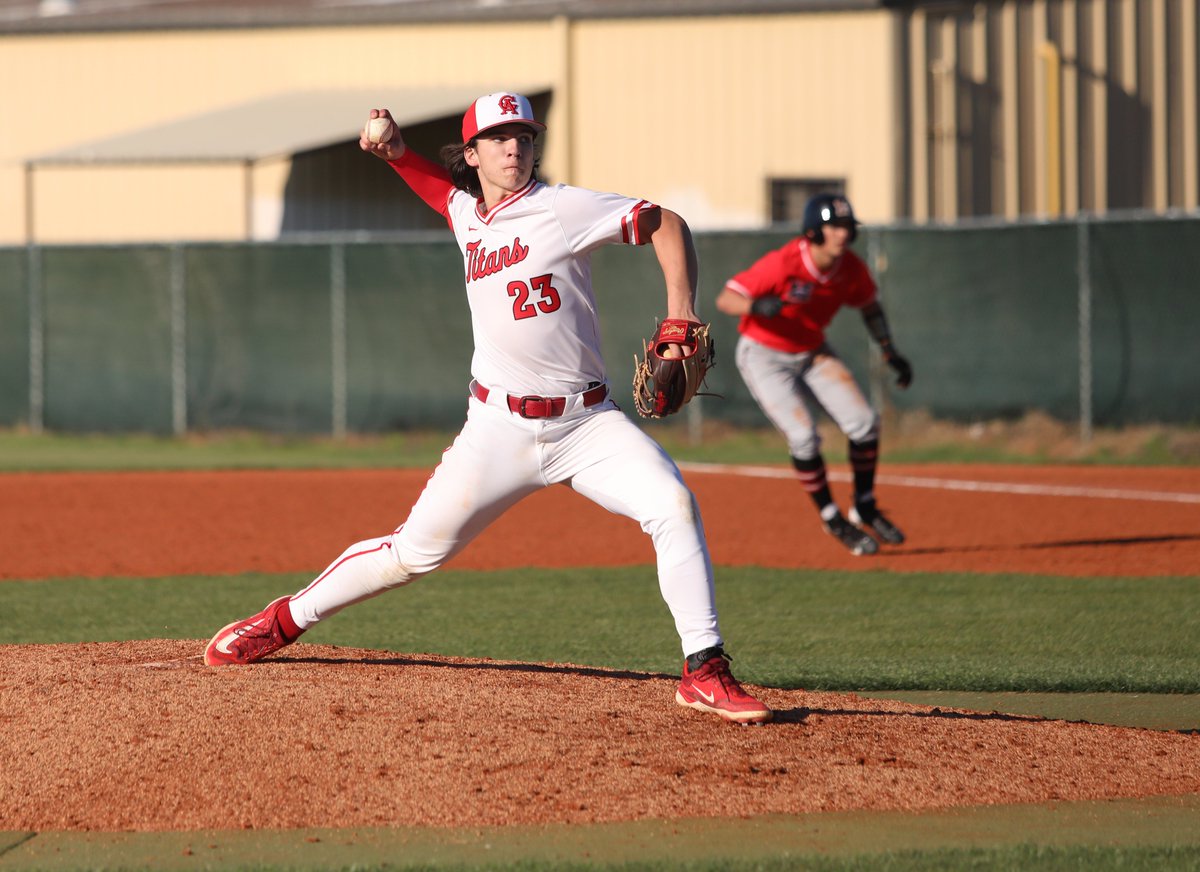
[1002, 2, 1019, 218]
[1184, 0, 1199, 209]
[1039, 41, 1062, 218]
[1061, 0, 1080, 216]
[1150, 0, 1167, 210]
[1089, 0, 1107, 212]
[910, 8, 928, 222]
[936, 15, 958, 220]
[972, 5, 988, 215]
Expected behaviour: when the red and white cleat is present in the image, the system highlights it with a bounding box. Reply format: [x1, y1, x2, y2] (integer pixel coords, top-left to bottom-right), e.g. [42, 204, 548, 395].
[204, 596, 303, 666]
[676, 652, 773, 725]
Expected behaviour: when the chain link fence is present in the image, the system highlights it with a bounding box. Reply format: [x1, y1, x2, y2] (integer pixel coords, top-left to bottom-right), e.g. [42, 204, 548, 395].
[3, 215, 1198, 437]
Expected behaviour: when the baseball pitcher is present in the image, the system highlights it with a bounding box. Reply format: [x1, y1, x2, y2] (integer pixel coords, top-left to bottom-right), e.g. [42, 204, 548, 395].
[204, 92, 770, 725]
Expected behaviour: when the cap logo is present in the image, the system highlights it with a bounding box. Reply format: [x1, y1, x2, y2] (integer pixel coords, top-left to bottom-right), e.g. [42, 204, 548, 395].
[463, 92, 543, 142]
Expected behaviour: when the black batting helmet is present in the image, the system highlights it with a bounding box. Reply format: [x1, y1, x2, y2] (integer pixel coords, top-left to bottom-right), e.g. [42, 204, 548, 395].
[802, 193, 859, 244]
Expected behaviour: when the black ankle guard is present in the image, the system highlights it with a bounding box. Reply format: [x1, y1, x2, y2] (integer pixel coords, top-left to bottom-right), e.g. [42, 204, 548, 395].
[686, 646, 726, 672]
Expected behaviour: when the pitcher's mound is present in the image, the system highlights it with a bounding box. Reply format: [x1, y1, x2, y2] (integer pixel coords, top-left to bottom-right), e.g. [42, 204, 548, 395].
[3, 640, 1198, 831]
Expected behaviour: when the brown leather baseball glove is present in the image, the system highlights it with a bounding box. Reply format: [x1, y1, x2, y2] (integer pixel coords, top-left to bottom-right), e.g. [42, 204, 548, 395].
[632, 319, 716, 418]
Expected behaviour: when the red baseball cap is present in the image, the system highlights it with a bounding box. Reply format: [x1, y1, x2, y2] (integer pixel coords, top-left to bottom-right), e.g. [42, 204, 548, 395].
[461, 92, 545, 142]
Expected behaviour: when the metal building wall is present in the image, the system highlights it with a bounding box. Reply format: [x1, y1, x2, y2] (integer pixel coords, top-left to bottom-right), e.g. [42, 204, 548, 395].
[2, 20, 562, 245]
[566, 12, 899, 228]
[3, 8, 898, 245]
[905, 0, 1199, 222]
[7, 1, 1194, 243]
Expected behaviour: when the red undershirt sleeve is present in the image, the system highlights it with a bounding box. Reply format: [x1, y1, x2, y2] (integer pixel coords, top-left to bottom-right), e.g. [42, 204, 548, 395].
[386, 150, 455, 224]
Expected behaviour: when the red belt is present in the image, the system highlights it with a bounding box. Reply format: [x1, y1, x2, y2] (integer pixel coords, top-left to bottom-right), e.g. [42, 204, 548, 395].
[470, 381, 608, 418]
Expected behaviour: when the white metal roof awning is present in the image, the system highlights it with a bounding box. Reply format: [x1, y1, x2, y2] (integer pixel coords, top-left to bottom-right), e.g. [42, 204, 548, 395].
[30, 85, 549, 165]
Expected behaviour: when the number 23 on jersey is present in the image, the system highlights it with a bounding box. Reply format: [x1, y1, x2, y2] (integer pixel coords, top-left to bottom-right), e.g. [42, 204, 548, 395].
[507, 274, 561, 320]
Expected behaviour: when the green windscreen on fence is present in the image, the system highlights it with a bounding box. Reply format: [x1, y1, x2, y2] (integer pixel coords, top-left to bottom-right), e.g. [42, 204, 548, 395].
[0, 249, 28, 427]
[342, 241, 472, 430]
[3, 215, 1196, 434]
[1087, 219, 1200, 425]
[876, 223, 1082, 422]
[186, 244, 335, 433]
[41, 246, 174, 433]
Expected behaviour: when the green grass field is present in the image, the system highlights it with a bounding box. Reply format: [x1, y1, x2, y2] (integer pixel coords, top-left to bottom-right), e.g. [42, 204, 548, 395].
[3, 430, 1199, 870]
[1, 418, 1198, 471]
[3, 568, 1199, 695]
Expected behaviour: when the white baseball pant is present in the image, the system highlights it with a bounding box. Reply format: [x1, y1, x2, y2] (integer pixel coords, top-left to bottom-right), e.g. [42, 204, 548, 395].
[287, 389, 722, 657]
[734, 335, 879, 460]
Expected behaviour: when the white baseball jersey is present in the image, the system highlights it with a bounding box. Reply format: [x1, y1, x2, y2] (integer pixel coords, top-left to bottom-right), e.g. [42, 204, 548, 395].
[445, 179, 652, 396]
[279, 151, 726, 660]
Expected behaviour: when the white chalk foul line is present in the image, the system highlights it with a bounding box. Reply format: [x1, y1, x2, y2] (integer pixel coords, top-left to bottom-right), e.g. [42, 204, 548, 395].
[676, 461, 1200, 505]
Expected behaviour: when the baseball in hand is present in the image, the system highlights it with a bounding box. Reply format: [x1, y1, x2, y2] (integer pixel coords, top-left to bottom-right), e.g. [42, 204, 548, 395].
[366, 116, 394, 144]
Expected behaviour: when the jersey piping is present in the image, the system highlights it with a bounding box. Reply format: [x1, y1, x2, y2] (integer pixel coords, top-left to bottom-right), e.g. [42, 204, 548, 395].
[474, 178, 538, 224]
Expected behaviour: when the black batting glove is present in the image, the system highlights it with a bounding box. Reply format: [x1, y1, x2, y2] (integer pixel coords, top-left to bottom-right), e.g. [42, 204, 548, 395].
[884, 351, 913, 388]
[750, 295, 784, 318]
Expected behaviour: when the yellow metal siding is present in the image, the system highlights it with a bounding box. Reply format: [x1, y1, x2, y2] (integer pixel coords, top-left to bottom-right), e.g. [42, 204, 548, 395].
[2, 21, 558, 243]
[908, 0, 1200, 221]
[569, 13, 896, 227]
[31, 164, 252, 242]
[2, 11, 895, 243]
[6, 1, 1196, 243]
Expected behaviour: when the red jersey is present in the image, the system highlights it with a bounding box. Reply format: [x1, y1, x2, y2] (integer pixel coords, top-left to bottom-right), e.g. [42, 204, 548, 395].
[725, 238, 877, 354]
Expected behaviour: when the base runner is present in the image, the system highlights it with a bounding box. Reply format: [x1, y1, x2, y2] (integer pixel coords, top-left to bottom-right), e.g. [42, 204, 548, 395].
[204, 92, 771, 725]
[715, 193, 913, 556]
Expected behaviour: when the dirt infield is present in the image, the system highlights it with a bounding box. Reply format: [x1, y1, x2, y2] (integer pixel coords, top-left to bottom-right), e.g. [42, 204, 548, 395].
[2, 464, 1199, 580]
[2, 464, 1199, 832]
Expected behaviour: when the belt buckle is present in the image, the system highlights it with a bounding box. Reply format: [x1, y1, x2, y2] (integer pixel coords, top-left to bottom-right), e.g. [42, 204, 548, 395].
[517, 395, 546, 418]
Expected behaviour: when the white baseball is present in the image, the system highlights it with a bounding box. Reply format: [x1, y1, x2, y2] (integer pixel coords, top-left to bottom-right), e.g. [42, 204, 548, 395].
[366, 116, 394, 144]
